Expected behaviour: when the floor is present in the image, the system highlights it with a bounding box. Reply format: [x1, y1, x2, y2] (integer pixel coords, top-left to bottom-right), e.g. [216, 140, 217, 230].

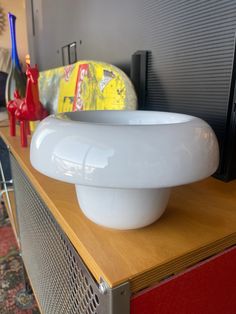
[0, 205, 40, 314]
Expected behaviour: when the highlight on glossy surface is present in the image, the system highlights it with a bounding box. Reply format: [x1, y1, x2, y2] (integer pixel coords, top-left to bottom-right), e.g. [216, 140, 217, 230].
[30, 110, 219, 229]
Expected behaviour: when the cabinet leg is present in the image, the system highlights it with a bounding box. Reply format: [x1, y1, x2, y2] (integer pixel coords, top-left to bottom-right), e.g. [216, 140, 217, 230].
[21, 258, 33, 295]
[0, 200, 8, 225]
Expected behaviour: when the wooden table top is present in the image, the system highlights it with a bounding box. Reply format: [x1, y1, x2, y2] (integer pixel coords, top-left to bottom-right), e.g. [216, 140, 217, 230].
[1, 125, 236, 293]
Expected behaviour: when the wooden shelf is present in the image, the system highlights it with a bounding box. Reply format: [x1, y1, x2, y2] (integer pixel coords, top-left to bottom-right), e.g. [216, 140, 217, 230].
[1, 126, 236, 293]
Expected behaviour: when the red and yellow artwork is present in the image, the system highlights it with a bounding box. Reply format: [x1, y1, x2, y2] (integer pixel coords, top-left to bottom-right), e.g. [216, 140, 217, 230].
[38, 60, 137, 114]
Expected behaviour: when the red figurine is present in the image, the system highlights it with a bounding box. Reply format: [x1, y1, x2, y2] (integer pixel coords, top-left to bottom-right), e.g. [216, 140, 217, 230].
[7, 64, 48, 147]
[7, 90, 21, 136]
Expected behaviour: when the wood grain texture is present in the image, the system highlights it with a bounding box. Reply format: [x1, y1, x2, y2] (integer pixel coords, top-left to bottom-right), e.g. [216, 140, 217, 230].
[1, 126, 236, 293]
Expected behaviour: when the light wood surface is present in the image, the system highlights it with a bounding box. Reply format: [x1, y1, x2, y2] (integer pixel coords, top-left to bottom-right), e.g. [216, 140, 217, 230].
[1, 126, 236, 293]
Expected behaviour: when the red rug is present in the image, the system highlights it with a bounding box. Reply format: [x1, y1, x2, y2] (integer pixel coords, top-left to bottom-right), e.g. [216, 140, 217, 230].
[0, 219, 40, 314]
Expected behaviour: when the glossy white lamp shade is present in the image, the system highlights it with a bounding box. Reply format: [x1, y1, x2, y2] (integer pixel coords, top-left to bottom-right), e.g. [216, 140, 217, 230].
[30, 110, 219, 229]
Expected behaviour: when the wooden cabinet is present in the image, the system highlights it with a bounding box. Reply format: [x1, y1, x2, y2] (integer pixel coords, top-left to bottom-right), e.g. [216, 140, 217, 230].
[1, 126, 236, 313]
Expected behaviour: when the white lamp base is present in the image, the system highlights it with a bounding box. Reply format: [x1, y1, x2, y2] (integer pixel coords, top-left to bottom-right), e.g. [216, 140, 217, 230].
[76, 185, 171, 230]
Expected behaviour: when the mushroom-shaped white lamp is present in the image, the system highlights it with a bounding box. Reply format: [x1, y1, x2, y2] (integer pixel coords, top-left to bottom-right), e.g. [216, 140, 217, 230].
[30, 110, 219, 229]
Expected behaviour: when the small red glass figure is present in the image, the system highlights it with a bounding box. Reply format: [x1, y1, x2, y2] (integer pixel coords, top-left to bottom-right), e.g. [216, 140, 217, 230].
[7, 64, 48, 147]
[7, 90, 21, 136]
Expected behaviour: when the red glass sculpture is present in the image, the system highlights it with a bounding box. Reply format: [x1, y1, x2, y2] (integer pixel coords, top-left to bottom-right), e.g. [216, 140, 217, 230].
[7, 90, 20, 136]
[7, 64, 48, 147]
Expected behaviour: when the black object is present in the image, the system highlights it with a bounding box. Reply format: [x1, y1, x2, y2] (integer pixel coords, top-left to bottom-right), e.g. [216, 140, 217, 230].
[0, 72, 12, 184]
[130, 51, 148, 109]
[0, 71, 8, 107]
[0, 138, 12, 182]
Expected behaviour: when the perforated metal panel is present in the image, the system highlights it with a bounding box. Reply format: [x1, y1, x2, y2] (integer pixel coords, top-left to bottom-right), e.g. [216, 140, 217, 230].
[10, 154, 130, 314]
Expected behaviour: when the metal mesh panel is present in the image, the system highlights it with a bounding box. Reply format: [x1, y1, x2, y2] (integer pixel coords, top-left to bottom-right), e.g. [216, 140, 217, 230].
[10, 154, 110, 314]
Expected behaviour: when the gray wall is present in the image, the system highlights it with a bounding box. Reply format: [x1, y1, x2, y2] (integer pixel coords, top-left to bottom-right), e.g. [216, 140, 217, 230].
[27, 0, 150, 73]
